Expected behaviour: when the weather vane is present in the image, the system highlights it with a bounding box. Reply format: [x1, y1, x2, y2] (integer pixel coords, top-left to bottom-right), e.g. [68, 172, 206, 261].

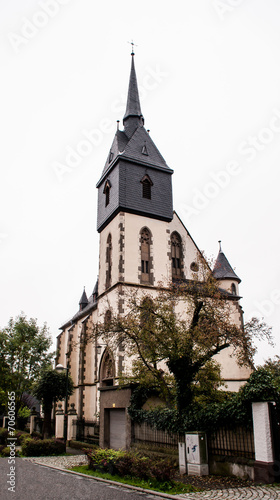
[127, 40, 138, 55]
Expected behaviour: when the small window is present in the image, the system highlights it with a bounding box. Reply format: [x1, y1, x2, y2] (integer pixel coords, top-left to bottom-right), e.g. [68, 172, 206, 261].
[104, 310, 112, 331]
[105, 234, 112, 289]
[141, 175, 153, 200]
[141, 144, 148, 155]
[103, 180, 111, 207]
[231, 283, 237, 295]
[190, 262, 199, 272]
[142, 180, 151, 199]
[171, 232, 182, 278]
[140, 228, 151, 283]
[105, 186, 110, 206]
[109, 151, 114, 163]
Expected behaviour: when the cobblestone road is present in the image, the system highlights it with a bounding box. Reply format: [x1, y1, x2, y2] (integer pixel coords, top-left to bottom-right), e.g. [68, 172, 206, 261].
[178, 486, 280, 499]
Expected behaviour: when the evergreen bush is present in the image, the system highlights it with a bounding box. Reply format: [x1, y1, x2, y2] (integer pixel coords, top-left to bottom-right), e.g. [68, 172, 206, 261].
[21, 438, 66, 457]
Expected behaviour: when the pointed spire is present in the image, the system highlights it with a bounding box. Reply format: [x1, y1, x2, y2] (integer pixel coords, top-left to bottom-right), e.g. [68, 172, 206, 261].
[92, 279, 98, 300]
[213, 242, 241, 283]
[123, 53, 144, 138]
[79, 287, 88, 310]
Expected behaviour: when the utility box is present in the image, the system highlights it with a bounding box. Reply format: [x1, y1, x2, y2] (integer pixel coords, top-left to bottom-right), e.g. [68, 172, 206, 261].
[185, 432, 209, 476]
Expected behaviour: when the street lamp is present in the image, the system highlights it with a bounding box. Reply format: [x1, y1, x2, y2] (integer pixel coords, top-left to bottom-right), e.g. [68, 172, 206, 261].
[55, 363, 69, 443]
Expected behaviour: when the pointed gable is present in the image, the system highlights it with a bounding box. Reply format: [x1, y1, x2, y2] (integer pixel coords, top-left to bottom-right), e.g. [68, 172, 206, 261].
[121, 126, 171, 171]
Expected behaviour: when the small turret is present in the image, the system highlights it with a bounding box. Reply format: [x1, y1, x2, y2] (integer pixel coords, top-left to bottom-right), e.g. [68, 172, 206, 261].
[79, 287, 88, 310]
[213, 241, 240, 296]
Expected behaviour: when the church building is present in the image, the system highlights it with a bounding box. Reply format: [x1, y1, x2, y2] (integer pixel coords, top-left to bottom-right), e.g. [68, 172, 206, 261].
[56, 51, 251, 448]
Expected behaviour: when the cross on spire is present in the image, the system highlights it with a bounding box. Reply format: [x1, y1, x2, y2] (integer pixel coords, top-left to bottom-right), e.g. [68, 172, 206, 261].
[128, 39, 137, 55]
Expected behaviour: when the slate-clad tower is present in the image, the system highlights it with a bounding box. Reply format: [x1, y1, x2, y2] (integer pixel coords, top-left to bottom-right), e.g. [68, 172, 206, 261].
[96, 52, 173, 233]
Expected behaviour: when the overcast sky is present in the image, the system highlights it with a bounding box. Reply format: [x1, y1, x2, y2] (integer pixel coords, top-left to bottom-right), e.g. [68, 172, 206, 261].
[1, 0, 279, 365]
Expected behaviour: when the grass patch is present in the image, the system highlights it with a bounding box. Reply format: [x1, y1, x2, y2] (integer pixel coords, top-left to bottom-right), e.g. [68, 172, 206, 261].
[69, 465, 200, 494]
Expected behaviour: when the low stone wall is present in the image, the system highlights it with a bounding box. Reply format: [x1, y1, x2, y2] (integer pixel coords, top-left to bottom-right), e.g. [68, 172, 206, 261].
[209, 455, 255, 481]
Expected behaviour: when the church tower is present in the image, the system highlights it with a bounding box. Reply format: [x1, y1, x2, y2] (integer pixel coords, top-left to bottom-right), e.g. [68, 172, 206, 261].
[96, 51, 175, 296]
[96, 51, 173, 233]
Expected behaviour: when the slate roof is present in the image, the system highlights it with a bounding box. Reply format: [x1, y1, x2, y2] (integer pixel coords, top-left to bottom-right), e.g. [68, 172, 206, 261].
[99, 53, 172, 184]
[213, 250, 241, 283]
[79, 288, 88, 308]
[123, 53, 142, 120]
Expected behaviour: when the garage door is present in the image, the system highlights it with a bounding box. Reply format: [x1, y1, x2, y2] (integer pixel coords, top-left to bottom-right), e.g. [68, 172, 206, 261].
[109, 409, 126, 450]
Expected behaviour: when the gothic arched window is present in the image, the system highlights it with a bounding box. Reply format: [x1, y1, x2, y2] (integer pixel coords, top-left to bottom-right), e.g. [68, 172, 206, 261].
[141, 175, 153, 200]
[105, 234, 112, 289]
[103, 180, 111, 207]
[140, 227, 151, 283]
[104, 310, 112, 331]
[171, 232, 182, 278]
[231, 283, 237, 295]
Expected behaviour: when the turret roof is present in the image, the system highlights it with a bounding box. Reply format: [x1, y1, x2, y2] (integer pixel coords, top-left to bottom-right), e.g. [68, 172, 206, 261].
[213, 246, 241, 283]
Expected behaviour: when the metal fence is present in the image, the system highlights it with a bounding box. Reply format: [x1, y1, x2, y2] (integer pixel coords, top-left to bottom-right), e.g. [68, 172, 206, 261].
[133, 422, 183, 449]
[73, 419, 99, 445]
[132, 421, 255, 460]
[207, 425, 255, 460]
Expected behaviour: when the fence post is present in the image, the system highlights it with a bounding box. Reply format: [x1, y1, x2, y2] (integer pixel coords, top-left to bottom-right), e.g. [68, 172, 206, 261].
[252, 402, 275, 483]
[29, 407, 37, 435]
[67, 404, 77, 442]
[55, 404, 64, 440]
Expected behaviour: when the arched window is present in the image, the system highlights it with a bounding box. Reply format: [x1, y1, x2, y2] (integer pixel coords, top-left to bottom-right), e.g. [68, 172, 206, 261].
[100, 349, 115, 387]
[141, 228, 151, 283]
[231, 283, 237, 295]
[171, 232, 182, 278]
[103, 180, 111, 207]
[104, 310, 112, 331]
[141, 175, 153, 200]
[105, 234, 112, 289]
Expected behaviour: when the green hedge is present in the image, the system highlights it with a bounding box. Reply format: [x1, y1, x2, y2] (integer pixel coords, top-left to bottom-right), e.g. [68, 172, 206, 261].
[127, 370, 280, 434]
[85, 448, 176, 483]
[21, 438, 66, 457]
[0, 429, 8, 445]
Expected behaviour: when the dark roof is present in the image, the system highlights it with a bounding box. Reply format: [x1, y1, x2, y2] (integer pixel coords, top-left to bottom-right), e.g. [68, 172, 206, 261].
[79, 288, 88, 308]
[100, 126, 171, 181]
[123, 54, 142, 121]
[213, 250, 241, 283]
[92, 279, 98, 297]
[99, 53, 172, 183]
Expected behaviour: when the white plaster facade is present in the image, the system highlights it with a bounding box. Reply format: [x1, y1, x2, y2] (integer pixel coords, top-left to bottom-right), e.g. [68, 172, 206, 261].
[56, 54, 251, 423]
[56, 210, 251, 421]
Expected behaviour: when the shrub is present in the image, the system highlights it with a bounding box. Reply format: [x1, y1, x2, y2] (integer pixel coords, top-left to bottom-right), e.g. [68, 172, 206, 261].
[21, 438, 66, 457]
[0, 429, 8, 445]
[85, 448, 124, 472]
[15, 431, 29, 444]
[31, 431, 43, 440]
[84, 448, 176, 483]
[0, 446, 20, 458]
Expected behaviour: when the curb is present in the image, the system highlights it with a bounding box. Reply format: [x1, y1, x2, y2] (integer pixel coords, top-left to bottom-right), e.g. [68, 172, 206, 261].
[31, 461, 190, 499]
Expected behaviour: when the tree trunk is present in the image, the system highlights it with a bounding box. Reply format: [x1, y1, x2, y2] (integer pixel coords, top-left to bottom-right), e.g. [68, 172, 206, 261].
[42, 403, 52, 439]
[167, 358, 195, 412]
